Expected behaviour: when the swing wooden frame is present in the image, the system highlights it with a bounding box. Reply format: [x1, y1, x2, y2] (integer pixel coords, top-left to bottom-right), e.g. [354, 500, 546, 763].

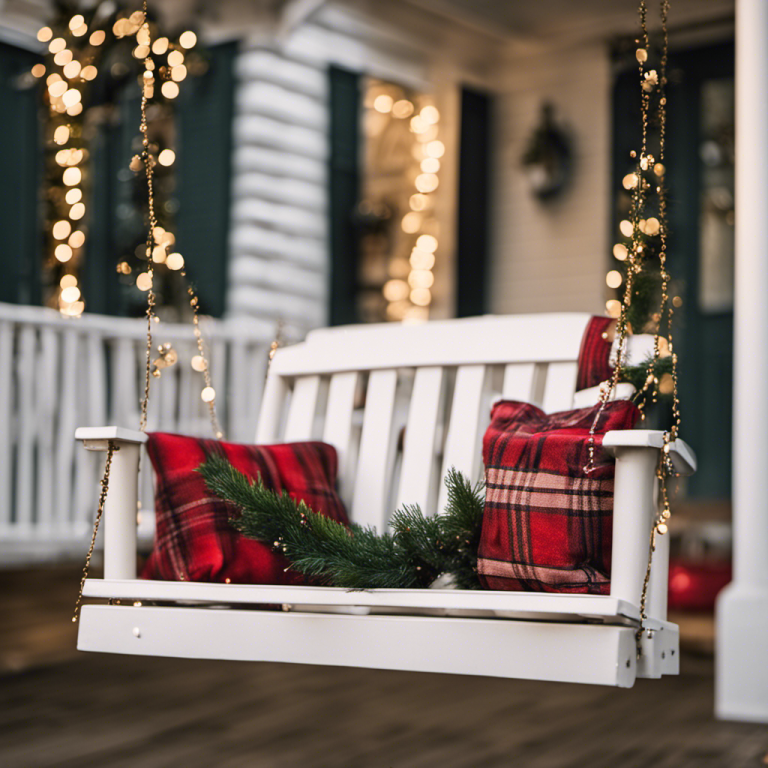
[75, 313, 695, 687]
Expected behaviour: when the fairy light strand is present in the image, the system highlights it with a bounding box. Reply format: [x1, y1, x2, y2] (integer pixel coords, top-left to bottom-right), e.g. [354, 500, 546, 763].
[586, 0, 682, 659]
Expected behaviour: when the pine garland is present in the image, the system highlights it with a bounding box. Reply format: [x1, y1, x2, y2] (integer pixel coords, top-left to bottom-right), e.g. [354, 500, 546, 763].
[197, 455, 485, 590]
[620, 353, 674, 395]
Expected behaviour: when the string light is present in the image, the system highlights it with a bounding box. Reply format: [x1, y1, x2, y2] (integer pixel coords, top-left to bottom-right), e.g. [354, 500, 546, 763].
[158, 149, 175, 166]
[179, 31, 197, 49]
[373, 94, 393, 113]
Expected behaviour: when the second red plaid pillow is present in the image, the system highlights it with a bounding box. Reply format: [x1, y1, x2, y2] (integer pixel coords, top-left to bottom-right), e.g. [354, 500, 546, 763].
[477, 399, 639, 594]
[142, 433, 349, 584]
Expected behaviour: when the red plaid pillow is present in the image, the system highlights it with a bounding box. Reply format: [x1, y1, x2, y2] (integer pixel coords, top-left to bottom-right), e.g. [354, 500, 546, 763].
[142, 433, 349, 584]
[576, 316, 615, 391]
[477, 399, 639, 594]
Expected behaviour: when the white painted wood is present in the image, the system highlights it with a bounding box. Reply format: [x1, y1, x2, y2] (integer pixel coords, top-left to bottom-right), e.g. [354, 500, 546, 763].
[0, 322, 13, 529]
[352, 369, 398, 529]
[16, 325, 36, 531]
[718, 0, 768, 722]
[35, 328, 58, 528]
[322, 371, 359, 500]
[607, 446, 659, 608]
[82, 578, 638, 621]
[274, 314, 593, 376]
[572, 381, 636, 409]
[541, 361, 579, 413]
[437, 365, 487, 512]
[396, 367, 444, 512]
[55, 329, 78, 530]
[78, 605, 639, 687]
[256, 373, 290, 444]
[284, 375, 321, 441]
[502, 362, 543, 403]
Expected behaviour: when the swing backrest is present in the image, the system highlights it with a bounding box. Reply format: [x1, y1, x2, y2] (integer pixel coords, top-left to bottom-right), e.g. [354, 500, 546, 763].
[256, 313, 634, 530]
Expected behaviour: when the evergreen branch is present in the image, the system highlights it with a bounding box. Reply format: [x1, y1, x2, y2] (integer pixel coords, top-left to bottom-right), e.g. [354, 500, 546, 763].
[198, 456, 487, 590]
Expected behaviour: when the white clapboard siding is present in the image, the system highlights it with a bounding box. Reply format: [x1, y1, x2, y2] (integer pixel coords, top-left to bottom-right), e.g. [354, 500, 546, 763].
[226, 48, 329, 335]
[236, 82, 327, 130]
[230, 225, 326, 269]
[233, 146, 325, 183]
[232, 172, 326, 211]
[229, 256, 326, 300]
[0, 302, 275, 563]
[236, 50, 326, 98]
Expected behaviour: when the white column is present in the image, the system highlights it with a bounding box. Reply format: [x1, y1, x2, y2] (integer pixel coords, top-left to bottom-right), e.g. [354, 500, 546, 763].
[716, 0, 768, 723]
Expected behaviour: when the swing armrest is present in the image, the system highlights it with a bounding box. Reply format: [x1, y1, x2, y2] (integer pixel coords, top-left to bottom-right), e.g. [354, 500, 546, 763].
[603, 429, 695, 623]
[603, 429, 696, 476]
[75, 426, 148, 450]
[75, 426, 147, 580]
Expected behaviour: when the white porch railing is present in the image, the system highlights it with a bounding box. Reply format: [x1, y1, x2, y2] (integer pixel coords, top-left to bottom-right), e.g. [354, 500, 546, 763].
[0, 302, 278, 564]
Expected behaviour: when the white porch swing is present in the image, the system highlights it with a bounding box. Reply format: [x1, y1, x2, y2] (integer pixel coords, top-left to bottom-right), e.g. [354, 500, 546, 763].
[72, 0, 696, 689]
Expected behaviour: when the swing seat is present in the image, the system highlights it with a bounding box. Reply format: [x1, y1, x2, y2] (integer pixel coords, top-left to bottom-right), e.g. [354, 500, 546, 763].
[75, 313, 695, 687]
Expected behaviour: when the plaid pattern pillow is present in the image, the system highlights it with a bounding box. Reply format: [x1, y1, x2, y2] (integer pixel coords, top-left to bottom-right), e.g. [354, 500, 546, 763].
[576, 316, 615, 391]
[142, 433, 349, 584]
[477, 399, 639, 594]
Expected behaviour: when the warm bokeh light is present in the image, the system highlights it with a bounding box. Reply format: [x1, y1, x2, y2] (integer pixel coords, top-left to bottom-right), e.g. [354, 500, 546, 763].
[606, 299, 622, 318]
[53, 125, 70, 145]
[166, 252, 184, 270]
[410, 248, 435, 270]
[52, 220, 72, 240]
[416, 234, 438, 253]
[55, 244, 73, 262]
[606, 270, 623, 289]
[158, 149, 176, 166]
[622, 173, 638, 190]
[161, 81, 179, 99]
[68, 231, 85, 248]
[179, 31, 197, 49]
[136, 272, 153, 291]
[191, 355, 207, 372]
[392, 99, 414, 118]
[409, 194, 428, 211]
[410, 287, 432, 306]
[63, 167, 81, 187]
[410, 115, 429, 133]
[65, 188, 82, 204]
[60, 285, 81, 303]
[48, 81, 68, 98]
[171, 65, 187, 82]
[152, 37, 169, 55]
[167, 50, 185, 67]
[408, 270, 434, 289]
[66, 102, 83, 116]
[63, 60, 81, 79]
[201, 386, 216, 403]
[90, 30, 106, 46]
[613, 243, 628, 261]
[49, 38, 66, 54]
[383, 279, 410, 302]
[619, 219, 633, 237]
[81, 65, 98, 81]
[401, 212, 422, 234]
[31, 63, 46, 78]
[420, 105, 440, 124]
[420, 157, 440, 173]
[54, 49, 73, 66]
[69, 202, 85, 220]
[62, 88, 81, 107]
[69, 15, 85, 31]
[373, 94, 393, 113]
[37, 27, 53, 43]
[425, 140, 445, 158]
[415, 173, 439, 193]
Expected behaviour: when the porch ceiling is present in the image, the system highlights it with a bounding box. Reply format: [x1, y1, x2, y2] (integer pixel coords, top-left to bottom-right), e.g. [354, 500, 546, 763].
[404, 0, 734, 44]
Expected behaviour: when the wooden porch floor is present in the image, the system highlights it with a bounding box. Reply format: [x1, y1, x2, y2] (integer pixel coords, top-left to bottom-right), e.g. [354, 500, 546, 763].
[2, 567, 767, 767]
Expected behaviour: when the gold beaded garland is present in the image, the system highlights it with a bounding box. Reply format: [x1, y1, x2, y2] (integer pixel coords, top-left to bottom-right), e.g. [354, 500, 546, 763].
[586, 0, 679, 660]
